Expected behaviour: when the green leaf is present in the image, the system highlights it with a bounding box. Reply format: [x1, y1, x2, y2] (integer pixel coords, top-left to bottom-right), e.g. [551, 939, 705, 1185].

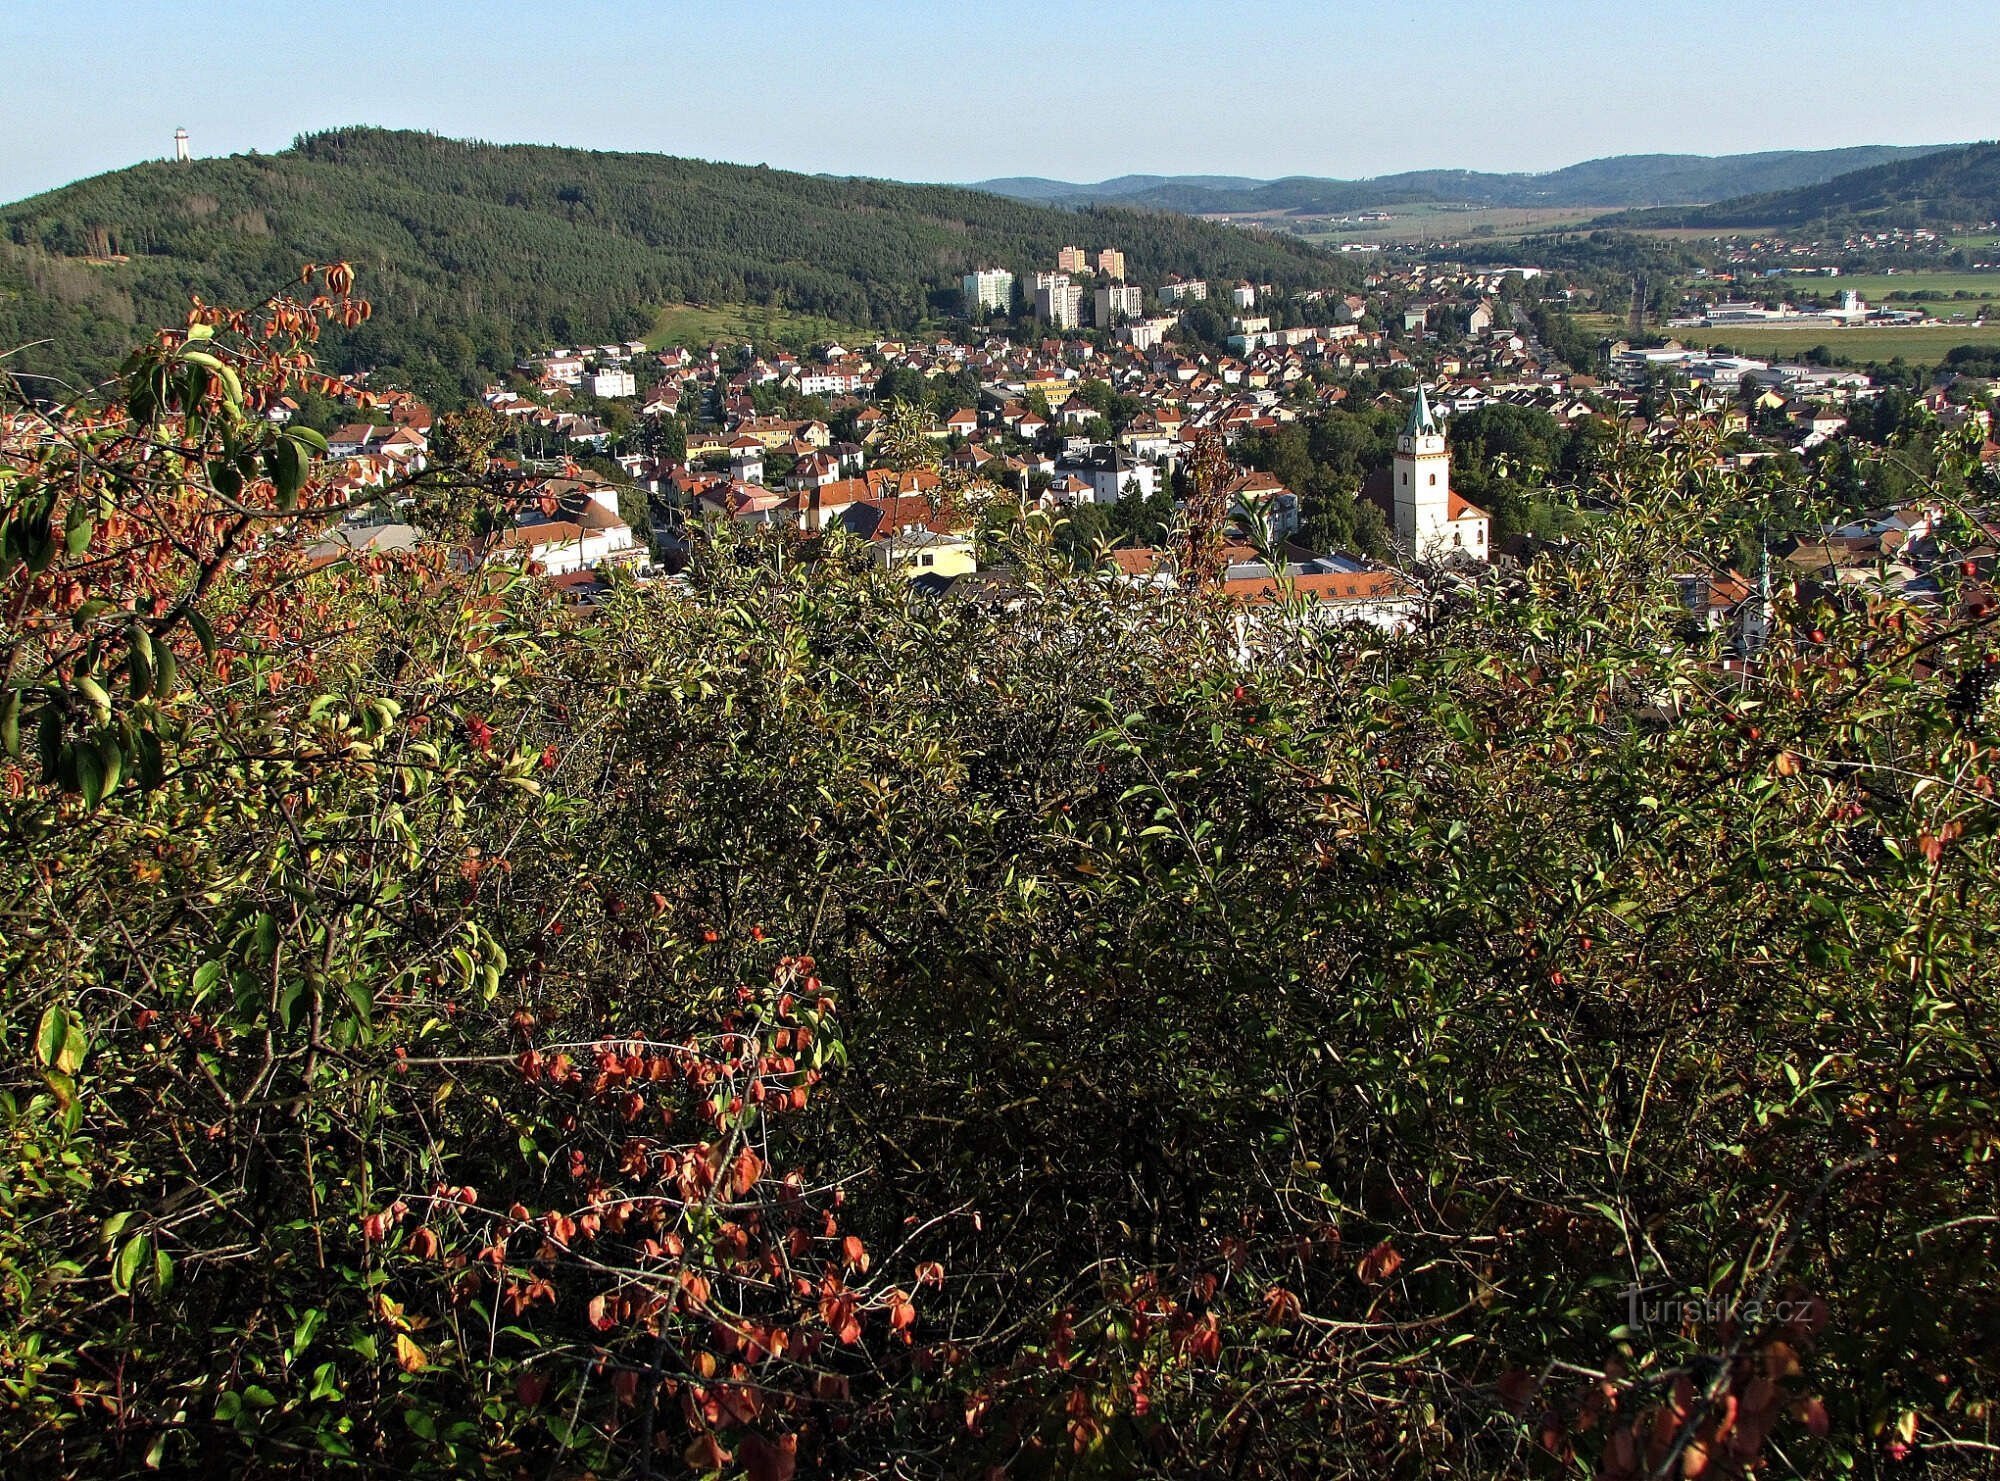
[85, 734, 121, 805]
[152, 643, 178, 698]
[112, 1234, 148, 1295]
[64, 500, 95, 557]
[34, 1004, 69, 1068]
[270, 436, 308, 511]
[290, 1307, 325, 1362]
[75, 675, 112, 725]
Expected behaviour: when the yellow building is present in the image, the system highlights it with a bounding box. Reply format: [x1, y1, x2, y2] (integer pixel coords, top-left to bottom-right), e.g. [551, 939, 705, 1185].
[1024, 376, 1076, 409]
[878, 528, 978, 579]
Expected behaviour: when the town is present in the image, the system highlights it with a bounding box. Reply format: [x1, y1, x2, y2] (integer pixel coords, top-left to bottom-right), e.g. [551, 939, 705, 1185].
[287, 235, 2000, 651]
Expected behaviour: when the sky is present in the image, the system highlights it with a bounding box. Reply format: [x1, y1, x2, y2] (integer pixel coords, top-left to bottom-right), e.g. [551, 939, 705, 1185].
[4, 0, 1992, 204]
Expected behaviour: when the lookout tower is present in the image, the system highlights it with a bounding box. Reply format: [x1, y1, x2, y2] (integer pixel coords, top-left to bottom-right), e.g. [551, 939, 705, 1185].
[173, 128, 191, 163]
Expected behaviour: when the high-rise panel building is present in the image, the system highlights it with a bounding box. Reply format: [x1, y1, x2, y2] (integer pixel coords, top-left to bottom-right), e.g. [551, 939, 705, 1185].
[1056, 245, 1088, 274]
[1095, 247, 1126, 279]
[1032, 272, 1084, 330]
[1094, 281, 1143, 327]
[961, 268, 1015, 317]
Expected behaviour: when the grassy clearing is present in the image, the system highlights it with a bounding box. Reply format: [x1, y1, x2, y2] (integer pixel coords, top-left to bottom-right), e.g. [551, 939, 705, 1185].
[1759, 271, 2000, 303]
[1571, 310, 2000, 367]
[646, 303, 880, 352]
[1257, 204, 1605, 245]
[1670, 323, 2000, 365]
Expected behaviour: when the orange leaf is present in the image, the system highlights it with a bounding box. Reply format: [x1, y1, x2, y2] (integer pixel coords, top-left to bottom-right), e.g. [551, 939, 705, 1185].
[1356, 1240, 1402, 1285]
[732, 1146, 764, 1197]
[683, 1433, 730, 1470]
[740, 1432, 797, 1481]
[393, 1333, 428, 1374]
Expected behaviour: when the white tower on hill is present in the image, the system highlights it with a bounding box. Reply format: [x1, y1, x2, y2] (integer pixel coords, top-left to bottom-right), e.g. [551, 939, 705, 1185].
[1392, 383, 1451, 557]
[174, 128, 191, 162]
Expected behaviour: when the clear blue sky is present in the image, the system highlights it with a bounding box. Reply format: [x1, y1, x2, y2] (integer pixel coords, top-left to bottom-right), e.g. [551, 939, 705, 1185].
[4, 0, 1990, 204]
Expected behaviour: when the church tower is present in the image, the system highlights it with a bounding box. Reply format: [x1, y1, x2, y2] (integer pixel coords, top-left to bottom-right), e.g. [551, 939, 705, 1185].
[1392, 384, 1451, 558]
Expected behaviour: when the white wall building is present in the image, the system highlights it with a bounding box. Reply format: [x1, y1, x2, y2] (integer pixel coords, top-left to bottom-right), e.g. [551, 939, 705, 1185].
[1094, 281, 1144, 326]
[1392, 386, 1488, 561]
[1033, 273, 1084, 330]
[961, 267, 1015, 317]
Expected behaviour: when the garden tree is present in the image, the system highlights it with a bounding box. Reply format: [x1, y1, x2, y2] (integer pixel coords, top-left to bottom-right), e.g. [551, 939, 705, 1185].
[872, 366, 927, 408]
[6, 286, 2000, 1480]
[639, 411, 687, 466]
[1234, 415, 1394, 559]
[1106, 484, 1176, 548]
[1448, 402, 1568, 542]
[1073, 379, 1114, 415]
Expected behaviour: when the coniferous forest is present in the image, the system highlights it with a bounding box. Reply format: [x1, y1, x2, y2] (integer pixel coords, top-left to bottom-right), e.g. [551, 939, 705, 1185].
[0, 128, 1345, 395]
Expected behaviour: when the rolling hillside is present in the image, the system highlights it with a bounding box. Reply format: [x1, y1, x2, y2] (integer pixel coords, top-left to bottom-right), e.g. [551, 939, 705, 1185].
[0, 128, 1344, 395]
[974, 144, 1959, 214]
[1601, 140, 2000, 230]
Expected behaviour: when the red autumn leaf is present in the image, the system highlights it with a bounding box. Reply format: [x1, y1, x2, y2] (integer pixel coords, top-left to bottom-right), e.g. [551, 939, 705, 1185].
[586, 1293, 616, 1332]
[731, 1146, 764, 1197]
[841, 1235, 869, 1272]
[1496, 1369, 1538, 1414]
[1797, 1396, 1830, 1436]
[1356, 1240, 1402, 1285]
[887, 1290, 917, 1331]
[683, 1434, 730, 1470]
[516, 1372, 548, 1405]
[740, 1432, 797, 1481]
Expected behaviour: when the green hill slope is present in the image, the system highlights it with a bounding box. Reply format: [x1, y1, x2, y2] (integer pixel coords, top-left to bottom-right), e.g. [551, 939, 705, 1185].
[1602, 140, 2000, 230]
[0, 127, 1344, 394]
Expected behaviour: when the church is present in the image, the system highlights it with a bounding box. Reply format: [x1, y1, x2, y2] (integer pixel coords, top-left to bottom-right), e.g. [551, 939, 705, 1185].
[1362, 386, 1490, 561]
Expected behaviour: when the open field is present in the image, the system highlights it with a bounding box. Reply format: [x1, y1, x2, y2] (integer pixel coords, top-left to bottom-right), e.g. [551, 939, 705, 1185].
[646, 302, 880, 351]
[1759, 271, 2000, 317]
[1673, 324, 2000, 364]
[1572, 310, 2000, 366]
[1236, 203, 1606, 245]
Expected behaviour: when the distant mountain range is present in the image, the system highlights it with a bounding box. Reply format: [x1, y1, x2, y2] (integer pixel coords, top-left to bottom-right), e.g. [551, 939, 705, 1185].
[1600, 141, 2000, 229]
[972, 146, 1962, 215]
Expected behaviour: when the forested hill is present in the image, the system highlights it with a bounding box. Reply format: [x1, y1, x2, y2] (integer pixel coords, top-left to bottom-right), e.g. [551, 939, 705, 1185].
[1602, 140, 2000, 229]
[0, 127, 1343, 394]
[973, 144, 1958, 213]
